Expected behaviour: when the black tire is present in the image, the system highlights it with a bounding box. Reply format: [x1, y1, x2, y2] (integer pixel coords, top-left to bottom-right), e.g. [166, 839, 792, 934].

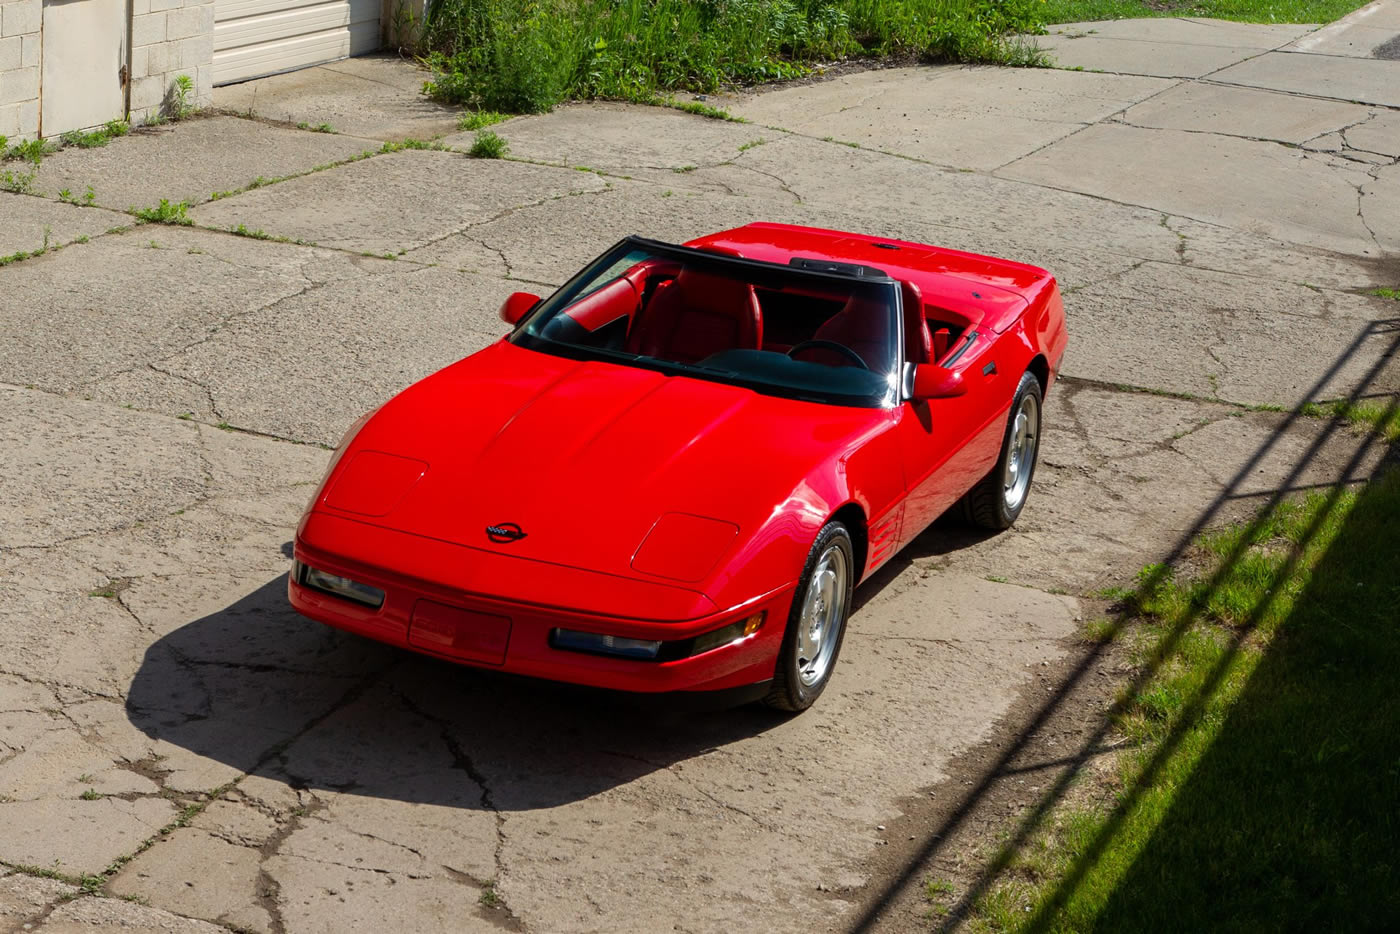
[961, 371, 1043, 531]
[764, 522, 855, 713]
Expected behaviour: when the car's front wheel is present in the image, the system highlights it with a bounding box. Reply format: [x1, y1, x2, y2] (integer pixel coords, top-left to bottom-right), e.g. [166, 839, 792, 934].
[962, 370, 1043, 530]
[764, 521, 854, 712]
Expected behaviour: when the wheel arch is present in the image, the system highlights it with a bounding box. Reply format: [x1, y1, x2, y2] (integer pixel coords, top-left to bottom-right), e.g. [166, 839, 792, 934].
[829, 502, 868, 583]
[1027, 353, 1050, 394]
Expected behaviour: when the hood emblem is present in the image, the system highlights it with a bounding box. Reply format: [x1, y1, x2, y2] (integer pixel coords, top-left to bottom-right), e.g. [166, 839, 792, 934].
[486, 522, 528, 544]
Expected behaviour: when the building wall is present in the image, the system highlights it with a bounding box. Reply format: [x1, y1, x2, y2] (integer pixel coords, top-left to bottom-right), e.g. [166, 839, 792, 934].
[0, 0, 214, 141]
[129, 0, 215, 126]
[0, 0, 40, 141]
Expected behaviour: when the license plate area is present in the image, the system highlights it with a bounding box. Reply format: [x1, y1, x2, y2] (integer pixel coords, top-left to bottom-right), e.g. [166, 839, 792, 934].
[408, 600, 511, 665]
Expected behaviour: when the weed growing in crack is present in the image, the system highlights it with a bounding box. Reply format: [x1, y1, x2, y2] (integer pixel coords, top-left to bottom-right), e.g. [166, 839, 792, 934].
[738, 137, 767, 152]
[80, 789, 102, 801]
[381, 138, 451, 153]
[131, 199, 193, 225]
[468, 129, 508, 158]
[664, 98, 746, 122]
[1, 167, 39, 194]
[459, 110, 509, 131]
[60, 121, 129, 150]
[170, 74, 197, 120]
[479, 881, 500, 908]
[1370, 287, 1399, 301]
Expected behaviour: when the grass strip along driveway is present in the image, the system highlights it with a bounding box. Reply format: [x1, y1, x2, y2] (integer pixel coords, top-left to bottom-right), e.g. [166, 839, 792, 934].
[931, 392, 1400, 931]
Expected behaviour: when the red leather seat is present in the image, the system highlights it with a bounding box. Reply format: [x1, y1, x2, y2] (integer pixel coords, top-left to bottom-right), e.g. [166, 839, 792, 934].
[627, 266, 762, 363]
[901, 280, 933, 364]
[802, 296, 891, 369]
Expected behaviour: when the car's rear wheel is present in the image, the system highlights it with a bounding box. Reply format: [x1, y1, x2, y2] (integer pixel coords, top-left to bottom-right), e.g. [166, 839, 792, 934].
[764, 522, 854, 712]
[962, 370, 1043, 530]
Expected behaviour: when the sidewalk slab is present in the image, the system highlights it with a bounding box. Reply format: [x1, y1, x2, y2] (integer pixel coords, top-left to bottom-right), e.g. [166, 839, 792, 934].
[730, 66, 1172, 170]
[1048, 17, 1314, 49]
[189, 150, 610, 255]
[442, 102, 761, 182]
[1121, 82, 1373, 144]
[1212, 50, 1400, 106]
[0, 194, 125, 256]
[999, 123, 1386, 255]
[31, 116, 375, 213]
[214, 55, 460, 142]
[1038, 34, 1262, 78]
[1287, 0, 1400, 57]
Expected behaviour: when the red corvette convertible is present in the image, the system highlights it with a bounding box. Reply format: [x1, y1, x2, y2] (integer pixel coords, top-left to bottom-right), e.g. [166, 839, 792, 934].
[290, 223, 1066, 711]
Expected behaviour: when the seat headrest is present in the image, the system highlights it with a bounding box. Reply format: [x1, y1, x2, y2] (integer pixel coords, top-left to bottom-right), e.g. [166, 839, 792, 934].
[901, 280, 932, 364]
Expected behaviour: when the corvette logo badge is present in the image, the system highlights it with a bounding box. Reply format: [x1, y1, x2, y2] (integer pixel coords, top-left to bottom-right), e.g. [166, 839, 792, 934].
[486, 522, 528, 543]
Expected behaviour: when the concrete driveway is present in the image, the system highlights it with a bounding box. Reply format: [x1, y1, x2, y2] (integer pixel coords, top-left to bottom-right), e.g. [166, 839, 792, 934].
[2, 6, 1398, 932]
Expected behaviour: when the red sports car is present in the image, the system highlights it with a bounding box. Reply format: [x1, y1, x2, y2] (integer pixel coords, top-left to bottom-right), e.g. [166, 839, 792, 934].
[289, 223, 1066, 711]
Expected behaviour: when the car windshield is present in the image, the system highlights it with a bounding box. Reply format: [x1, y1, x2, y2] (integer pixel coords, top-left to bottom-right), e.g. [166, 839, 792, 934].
[510, 237, 902, 407]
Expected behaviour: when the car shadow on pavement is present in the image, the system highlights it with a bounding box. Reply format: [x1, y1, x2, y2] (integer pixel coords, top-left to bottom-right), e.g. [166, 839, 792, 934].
[125, 576, 786, 811]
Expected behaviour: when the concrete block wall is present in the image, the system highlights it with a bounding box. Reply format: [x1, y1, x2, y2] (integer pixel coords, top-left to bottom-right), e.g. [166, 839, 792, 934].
[0, 0, 40, 141]
[129, 0, 215, 126]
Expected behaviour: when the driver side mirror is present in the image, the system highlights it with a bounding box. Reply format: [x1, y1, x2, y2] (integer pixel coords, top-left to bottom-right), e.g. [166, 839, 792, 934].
[911, 363, 966, 400]
[499, 291, 541, 327]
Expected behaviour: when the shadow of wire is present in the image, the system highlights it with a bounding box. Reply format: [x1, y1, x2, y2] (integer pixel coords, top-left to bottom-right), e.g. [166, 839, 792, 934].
[846, 317, 1400, 932]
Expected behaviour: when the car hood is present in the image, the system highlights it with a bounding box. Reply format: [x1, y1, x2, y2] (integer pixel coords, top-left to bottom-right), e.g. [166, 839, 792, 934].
[314, 340, 889, 595]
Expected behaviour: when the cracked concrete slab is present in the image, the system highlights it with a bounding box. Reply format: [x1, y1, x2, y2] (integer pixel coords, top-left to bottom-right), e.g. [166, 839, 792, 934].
[31, 116, 378, 213]
[1212, 49, 1400, 107]
[37, 895, 229, 933]
[1059, 262, 1400, 406]
[999, 122, 1393, 255]
[730, 66, 1173, 170]
[0, 797, 176, 876]
[1121, 82, 1375, 144]
[0, 871, 75, 926]
[1035, 35, 1269, 79]
[442, 102, 763, 184]
[1346, 110, 1400, 157]
[190, 150, 612, 256]
[1047, 17, 1315, 49]
[214, 55, 462, 143]
[0, 194, 126, 257]
[0, 228, 365, 397]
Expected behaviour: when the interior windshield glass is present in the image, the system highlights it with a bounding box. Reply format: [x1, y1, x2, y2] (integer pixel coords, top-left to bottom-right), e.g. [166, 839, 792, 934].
[510, 238, 901, 407]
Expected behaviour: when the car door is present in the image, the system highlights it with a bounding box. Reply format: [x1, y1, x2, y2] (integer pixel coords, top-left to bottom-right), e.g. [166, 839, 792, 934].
[896, 326, 1013, 547]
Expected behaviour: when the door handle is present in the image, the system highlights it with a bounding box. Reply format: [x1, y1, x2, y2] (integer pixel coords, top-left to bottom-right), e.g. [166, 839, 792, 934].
[982, 361, 997, 376]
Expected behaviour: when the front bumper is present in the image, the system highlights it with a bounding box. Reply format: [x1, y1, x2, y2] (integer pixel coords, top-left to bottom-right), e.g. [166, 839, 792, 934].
[288, 531, 794, 695]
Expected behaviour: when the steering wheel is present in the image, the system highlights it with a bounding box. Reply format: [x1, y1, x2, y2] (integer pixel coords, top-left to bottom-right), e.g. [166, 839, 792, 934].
[787, 340, 870, 370]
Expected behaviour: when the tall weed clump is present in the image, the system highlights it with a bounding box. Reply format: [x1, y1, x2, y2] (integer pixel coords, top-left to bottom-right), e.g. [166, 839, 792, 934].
[421, 0, 1046, 113]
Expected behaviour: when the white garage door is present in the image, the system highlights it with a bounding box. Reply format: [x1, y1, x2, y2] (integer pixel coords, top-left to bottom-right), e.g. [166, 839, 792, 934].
[214, 0, 380, 85]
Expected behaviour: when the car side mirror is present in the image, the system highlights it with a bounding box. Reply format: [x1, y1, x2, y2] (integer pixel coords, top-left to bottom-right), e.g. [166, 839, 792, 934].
[911, 363, 966, 400]
[499, 291, 541, 327]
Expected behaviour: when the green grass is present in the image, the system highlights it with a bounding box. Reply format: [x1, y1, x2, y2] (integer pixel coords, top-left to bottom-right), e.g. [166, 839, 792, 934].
[1040, 0, 1369, 24]
[960, 397, 1400, 932]
[419, 0, 1047, 114]
[1370, 287, 1400, 301]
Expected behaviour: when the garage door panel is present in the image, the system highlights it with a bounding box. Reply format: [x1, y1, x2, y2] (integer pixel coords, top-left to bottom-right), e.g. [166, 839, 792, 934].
[216, 6, 356, 52]
[213, 21, 378, 85]
[214, 0, 379, 85]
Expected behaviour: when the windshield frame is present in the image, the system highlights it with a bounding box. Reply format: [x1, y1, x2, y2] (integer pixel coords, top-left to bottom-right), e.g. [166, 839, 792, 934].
[508, 236, 905, 409]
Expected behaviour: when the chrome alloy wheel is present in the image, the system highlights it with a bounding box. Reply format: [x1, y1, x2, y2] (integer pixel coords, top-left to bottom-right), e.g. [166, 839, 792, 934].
[795, 543, 849, 687]
[1002, 391, 1040, 513]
